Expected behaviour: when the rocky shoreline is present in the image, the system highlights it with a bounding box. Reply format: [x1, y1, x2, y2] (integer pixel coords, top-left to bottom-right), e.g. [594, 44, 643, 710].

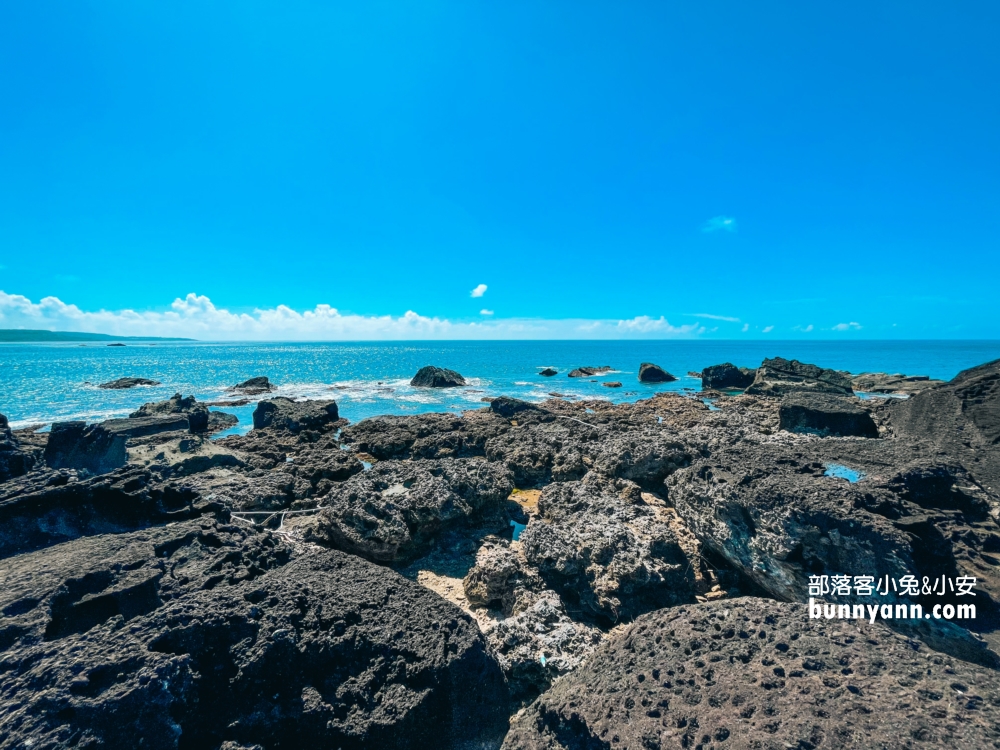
[1, 356, 999, 748]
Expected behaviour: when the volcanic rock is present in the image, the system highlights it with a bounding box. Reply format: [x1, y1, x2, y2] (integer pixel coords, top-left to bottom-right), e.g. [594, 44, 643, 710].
[853, 371, 946, 395]
[342, 411, 509, 461]
[637, 362, 676, 383]
[779, 392, 879, 438]
[603, 381, 622, 388]
[539, 368, 558, 377]
[701, 362, 757, 390]
[0, 414, 35, 483]
[745, 357, 854, 397]
[0, 520, 509, 749]
[97, 377, 161, 389]
[491, 397, 547, 420]
[44, 421, 127, 475]
[410, 365, 467, 388]
[251, 397, 340, 433]
[228, 376, 276, 395]
[502, 597, 1000, 750]
[567, 366, 612, 378]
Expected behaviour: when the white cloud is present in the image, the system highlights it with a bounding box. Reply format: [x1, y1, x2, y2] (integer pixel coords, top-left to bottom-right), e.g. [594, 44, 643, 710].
[702, 216, 737, 233]
[688, 313, 740, 322]
[470, 284, 487, 298]
[480, 309, 494, 316]
[0, 290, 710, 341]
[741, 323, 749, 332]
[762, 325, 774, 333]
[832, 321, 862, 331]
[794, 324, 815, 333]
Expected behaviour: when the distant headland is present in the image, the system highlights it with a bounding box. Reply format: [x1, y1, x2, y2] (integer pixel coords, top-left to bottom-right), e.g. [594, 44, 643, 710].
[0, 329, 195, 342]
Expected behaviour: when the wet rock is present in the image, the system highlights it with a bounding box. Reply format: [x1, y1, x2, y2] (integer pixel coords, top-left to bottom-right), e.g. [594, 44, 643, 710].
[252, 397, 340, 433]
[701, 361, 757, 390]
[297, 458, 514, 563]
[0, 414, 35, 482]
[228, 376, 276, 395]
[0, 520, 509, 749]
[602, 381, 622, 388]
[0, 467, 207, 560]
[567, 366, 611, 378]
[97, 377, 161, 389]
[44, 421, 127, 475]
[745, 357, 854, 397]
[503, 597, 1000, 750]
[637, 362, 676, 383]
[779, 392, 879, 438]
[410, 365, 466, 388]
[853, 371, 946, 395]
[539, 368, 558, 377]
[519, 475, 696, 624]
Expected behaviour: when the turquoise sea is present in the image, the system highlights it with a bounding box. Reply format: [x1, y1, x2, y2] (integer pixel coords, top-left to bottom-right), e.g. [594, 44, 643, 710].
[2, 340, 998, 435]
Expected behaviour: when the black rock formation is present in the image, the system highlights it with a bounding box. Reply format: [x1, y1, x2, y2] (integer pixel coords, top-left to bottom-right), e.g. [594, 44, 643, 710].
[410, 366, 466, 388]
[637, 362, 676, 382]
[97, 377, 161, 389]
[44, 422, 127, 475]
[745, 357, 854, 397]
[567, 366, 611, 378]
[779, 392, 879, 438]
[228, 376, 277, 395]
[701, 361, 756, 390]
[251, 397, 340, 432]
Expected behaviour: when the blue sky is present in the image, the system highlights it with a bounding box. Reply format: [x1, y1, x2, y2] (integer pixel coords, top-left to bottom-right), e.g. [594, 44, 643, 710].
[0, 2, 998, 339]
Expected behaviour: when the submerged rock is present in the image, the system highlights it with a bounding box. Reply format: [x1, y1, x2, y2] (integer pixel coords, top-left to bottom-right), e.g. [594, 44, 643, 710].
[44, 421, 127, 475]
[503, 597, 1000, 750]
[0, 520, 509, 749]
[228, 376, 276, 395]
[97, 377, 161, 389]
[410, 365, 466, 388]
[701, 361, 756, 390]
[745, 357, 854, 397]
[779, 391, 879, 438]
[251, 397, 340, 432]
[567, 366, 611, 378]
[637, 362, 676, 382]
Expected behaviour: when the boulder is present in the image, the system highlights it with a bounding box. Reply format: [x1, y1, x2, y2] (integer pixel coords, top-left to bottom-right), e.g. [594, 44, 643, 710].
[44, 422, 127, 475]
[0, 414, 35, 483]
[745, 357, 854, 397]
[297, 458, 514, 562]
[0, 520, 509, 749]
[463, 536, 528, 613]
[519, 475, 696, 624]
[491, 396, 547, 420]
[228, 376, 276, 395]
[130, 393, 230, 433]
[779, 392, 879, 438]
[701, 361, 756, 390]
[602, 381, 622, 388]
[252, 397, 340, 432]
[567, 366, 611, 378]
[539, 368, 558, 377]
[853, 371, 945, 395]
[637, 362, 676, 383]
[503, 598, 1000, 750]
[410, 366, 466, 388]
[97, 377, 160, 389]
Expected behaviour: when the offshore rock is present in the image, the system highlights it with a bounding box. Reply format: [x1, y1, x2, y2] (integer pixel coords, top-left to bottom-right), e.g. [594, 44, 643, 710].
[503, 598, 1000, 750]
[539, 368, 558, 377]
[637, 362, 676, 382]
[0, 520, 509, 750]
[567, 366, 611, 378]
[519, 475, 696, 624]
[228, 376, 276, 395]
[779, 391, 879, 438]
[97, 377, 161, 389]
[44, 421, 127, 475]
[410, 365, 466, 388]
[745, 356, 854, 397]
[297, 457, 514, 563]
[252, 397, 340, 433]
[701, 361, 757, 390]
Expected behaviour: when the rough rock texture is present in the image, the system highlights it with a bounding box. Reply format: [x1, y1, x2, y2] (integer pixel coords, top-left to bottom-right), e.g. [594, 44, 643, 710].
[0, 467, 209, 560]
[130, 392, 236, 433]
[702, 362, 757, 390]
[589, 429, 695, 491]
[410, 366, 467, 388]
[44, 421, 127, 475]
[779, 392, 879, 438]
[603, 381, 622, 388]
[638, 363, 676, 383]
[745, 357, 854, 398]
[503, 597, 1000, 750]
[343, 411, 510, 461]
[567, 367, 612, 378]
[853, 372, 946, 395]
[127, 435, 246, 477]
[252, 397, 340, 432]
[520, 475, 696, 624]
[464, 536, 530, 613]
[97, 377, 161, 389]
[101, 414, 199, 438]
[491, 397, 548, 421]
[228, 376, 276, 395]
[297, 458, 515, 562]
[0, 520, 509, 750]
[0, 414, 35, 482]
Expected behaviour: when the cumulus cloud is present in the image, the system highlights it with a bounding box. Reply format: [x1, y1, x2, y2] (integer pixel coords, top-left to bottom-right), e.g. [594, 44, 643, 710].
[0, 291, 709, 341]
[702, 216, 737, 233]
[762, 325, 774, 333]
[832, 321, 862, 331]
[479, 309, 494, 316]
[794, 324, 815, 333]
[741, 323, 749, 332]
[470, 284, 487, 298]
[688, 313, 740, 322]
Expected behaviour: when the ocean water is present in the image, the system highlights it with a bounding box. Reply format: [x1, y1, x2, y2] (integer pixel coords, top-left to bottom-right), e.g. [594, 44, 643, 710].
[1, 340, 997, 433]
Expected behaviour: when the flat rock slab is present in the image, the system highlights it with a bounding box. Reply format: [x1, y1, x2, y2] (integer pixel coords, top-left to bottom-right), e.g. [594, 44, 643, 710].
[779, 392, 879, 438]
[0, 520, 509, 749]
[745, 357, 854, 398]
[503, 597, 1000, 750]
[98, 377, 161, 389]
